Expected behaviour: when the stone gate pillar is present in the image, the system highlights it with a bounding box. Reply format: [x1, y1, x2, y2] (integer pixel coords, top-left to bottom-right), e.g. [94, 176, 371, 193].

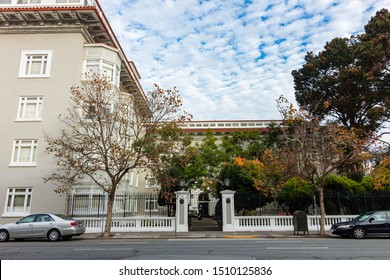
[175, 190, 189, 232]
[221, 190, 236, 232]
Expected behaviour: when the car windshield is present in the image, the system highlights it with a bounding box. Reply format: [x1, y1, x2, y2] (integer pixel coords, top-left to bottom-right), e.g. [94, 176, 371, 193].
[353, 213, 372, 221]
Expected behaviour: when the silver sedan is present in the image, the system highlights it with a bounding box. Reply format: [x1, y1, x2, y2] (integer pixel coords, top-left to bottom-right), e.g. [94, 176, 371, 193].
[0, 213, 86, 242]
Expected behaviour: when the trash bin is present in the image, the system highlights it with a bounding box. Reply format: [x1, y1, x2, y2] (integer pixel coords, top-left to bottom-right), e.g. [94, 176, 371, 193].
[293, 210, 309, 235]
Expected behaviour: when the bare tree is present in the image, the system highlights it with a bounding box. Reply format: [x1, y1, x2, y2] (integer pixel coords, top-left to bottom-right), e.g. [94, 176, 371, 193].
[45, 74, 191, 237]
[276, 96, 371, 235]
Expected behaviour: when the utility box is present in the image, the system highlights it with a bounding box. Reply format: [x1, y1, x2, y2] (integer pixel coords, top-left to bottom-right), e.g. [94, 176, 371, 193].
[293, 210, 309, 235]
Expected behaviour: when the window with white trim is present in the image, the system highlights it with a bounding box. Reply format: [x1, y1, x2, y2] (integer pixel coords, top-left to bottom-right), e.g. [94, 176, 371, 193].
[16, 96, 43, 121]
[84, 59, 120, 86]
[129, 171, 134, 187]
[10, 140, 38, 166]
[83, 101, 113, 121]
[17, 1, 42, 4]
[85, 60, 100, 74]
[145, 199, 158, 212]
[135, 172, 139, 188]
[55, 0, 81, 4]
[19, 50, 52, 78]
[4, 188, 33, 216]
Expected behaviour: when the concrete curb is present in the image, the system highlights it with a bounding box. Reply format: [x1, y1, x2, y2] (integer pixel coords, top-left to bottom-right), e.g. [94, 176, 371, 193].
[79, 231, 335, 240]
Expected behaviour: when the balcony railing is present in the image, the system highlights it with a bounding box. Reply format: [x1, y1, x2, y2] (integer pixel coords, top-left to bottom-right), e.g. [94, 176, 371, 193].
[0, 0, 94, 7]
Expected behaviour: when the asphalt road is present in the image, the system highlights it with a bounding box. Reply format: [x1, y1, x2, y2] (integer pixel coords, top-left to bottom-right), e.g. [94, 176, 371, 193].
[1, 237, 390, 260]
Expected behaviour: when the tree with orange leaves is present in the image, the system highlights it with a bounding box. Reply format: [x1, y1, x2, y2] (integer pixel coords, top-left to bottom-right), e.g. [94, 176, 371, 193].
[275, 96, 372, 235]
[216, 156, 269, 215]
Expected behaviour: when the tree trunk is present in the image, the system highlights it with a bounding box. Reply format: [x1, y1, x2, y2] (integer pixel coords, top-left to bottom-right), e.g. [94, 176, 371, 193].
[319, 187, 326, 236]
[102, 192, 115, 238]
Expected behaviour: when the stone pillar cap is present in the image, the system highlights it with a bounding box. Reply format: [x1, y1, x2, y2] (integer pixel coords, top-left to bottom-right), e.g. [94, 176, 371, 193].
[220, 190, 236, 195]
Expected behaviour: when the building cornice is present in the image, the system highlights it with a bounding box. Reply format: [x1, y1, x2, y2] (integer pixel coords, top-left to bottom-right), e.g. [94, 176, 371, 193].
[0, 24, 93, 41]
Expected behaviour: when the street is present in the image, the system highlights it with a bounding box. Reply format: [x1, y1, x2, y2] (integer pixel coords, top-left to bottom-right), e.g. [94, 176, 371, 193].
[1, 237, 390, 260]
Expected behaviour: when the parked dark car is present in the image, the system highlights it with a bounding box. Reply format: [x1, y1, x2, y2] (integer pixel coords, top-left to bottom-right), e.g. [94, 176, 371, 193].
[331, 211, 390, 239]
[0, 213, 85, 242]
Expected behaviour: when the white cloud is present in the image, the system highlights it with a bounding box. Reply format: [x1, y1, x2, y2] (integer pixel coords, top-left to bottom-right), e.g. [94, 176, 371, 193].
[99, 0, 390, 121]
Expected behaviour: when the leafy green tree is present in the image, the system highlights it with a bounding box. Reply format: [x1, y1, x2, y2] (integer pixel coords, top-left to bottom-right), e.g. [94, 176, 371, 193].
[220, 131, 265, 160]
[183, 130, 227, 188]
[262, 122, 283, 149]
[292, 9, 390, 136]
[323, 174, 362, 192]
[277, 177, 315, 214]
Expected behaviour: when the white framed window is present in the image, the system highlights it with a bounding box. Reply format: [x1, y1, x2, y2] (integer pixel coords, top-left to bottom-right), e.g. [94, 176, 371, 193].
[19, 50, 52, 78]
[16, 96, 43, 121]
[4, 188, 33, 217]
[145, 199, 158, 212]
[83, 101, 112, 121]
[128, 171, 134, 187]
[135, 172, 139, 188]
[85, 59, 100, 74]
[56, 0, 83, 4]
[17, 0, 42, 4]
[10, 140, 38, 166]
[102, 61, 115, 83]
[84, 59, 120, 86]
[55, 0, 81, 3]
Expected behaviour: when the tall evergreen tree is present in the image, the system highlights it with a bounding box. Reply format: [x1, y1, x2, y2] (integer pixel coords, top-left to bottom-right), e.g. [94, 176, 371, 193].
[292, 9, 390, 136]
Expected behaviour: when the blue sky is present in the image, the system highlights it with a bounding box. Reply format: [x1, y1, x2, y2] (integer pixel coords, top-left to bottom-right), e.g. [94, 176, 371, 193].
[99, 0, 390, 121]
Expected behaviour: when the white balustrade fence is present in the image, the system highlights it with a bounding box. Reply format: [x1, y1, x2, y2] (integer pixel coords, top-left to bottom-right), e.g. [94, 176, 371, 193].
[77, 215, 356, 233]
[79, 217, 176, 233]
[234, 215, 356, 232]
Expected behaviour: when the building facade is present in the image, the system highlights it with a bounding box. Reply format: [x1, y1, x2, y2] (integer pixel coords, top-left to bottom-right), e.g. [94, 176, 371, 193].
[0, 0, 155, 223]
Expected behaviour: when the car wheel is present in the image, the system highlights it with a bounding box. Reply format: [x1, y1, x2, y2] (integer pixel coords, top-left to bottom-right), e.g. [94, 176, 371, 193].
[353, 227, 366, 239]
[62, 236, 72, 241]
[48, 229, 61, 242]
[0, 229, 9, 242]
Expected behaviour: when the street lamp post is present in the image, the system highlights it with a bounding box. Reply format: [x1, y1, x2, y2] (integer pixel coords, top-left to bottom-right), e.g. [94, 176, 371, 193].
[223, 178, 230, 189]
[179, 179, 186, 189]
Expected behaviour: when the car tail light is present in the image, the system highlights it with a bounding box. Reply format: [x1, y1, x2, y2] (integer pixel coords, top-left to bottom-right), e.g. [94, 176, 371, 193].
[70, 221, 78, 227]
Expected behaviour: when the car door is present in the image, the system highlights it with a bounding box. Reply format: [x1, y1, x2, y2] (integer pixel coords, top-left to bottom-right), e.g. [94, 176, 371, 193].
[9, 214, 37, 238]
[364, 211, 388, 234]
[32, 214, 55, 237]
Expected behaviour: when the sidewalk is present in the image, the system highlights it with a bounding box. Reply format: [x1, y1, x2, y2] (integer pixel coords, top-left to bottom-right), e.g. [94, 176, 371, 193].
[81, 230, 334, 240]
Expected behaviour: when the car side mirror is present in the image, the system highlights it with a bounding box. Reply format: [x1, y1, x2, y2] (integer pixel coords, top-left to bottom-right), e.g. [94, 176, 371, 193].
[369, 217, 375, 223]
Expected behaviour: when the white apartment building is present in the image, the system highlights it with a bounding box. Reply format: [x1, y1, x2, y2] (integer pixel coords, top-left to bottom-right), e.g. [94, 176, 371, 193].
[0, 0, 157, 223]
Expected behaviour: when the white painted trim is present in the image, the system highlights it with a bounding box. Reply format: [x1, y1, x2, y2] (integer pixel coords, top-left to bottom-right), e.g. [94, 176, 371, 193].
[18, 50, 53, 78]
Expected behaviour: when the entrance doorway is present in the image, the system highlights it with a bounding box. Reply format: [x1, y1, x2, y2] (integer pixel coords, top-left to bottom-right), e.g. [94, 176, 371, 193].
[189, 192, 221, 231]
